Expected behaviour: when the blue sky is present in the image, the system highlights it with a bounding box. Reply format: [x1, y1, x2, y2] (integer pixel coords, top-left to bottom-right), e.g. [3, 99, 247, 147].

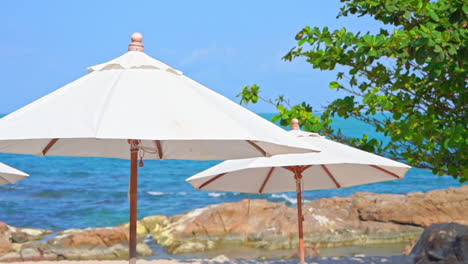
[0, 0, 383, 114]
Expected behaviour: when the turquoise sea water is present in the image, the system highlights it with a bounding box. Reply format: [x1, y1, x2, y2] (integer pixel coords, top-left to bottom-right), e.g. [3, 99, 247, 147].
[0, 113, 464, 231]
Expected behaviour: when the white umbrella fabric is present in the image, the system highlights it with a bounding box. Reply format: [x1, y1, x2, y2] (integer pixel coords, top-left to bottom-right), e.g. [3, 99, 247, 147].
[187, 119, 411, 264]
[0, 162, 28, 185]
[0, 33, 319, 264]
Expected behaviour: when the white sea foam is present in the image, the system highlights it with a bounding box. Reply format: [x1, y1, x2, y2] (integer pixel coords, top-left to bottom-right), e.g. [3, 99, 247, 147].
[147, 191, 165, 196]
[208, 192, 225, 198]
[148, 191, 188, 196]
[9, 186, 25, 190]
[271, 193, 297, 204]
[271, 193, 310, 204]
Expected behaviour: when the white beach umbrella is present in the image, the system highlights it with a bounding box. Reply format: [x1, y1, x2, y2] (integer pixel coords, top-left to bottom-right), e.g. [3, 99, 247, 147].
[0, 162, 28, 185]
[187, 119, 411, 264]
[0, 33, 319, 264]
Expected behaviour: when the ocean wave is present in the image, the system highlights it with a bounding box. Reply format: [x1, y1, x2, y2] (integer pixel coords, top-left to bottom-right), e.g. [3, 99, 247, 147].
[32, 190, 67, 199]
[147, 191, 165, 196]
[3, 186, 26, 190]
[271, 193, 310, 204]
[147, 191, 188, 196]
[208, 192, 225, 198]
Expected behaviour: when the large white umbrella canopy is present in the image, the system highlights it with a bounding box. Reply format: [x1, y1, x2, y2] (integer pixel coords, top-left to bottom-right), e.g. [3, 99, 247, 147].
[0, 38, 318, 160]
[0, 34, 319, 264]
[0, 162, 28, 185]
[187, 120, 411, 263]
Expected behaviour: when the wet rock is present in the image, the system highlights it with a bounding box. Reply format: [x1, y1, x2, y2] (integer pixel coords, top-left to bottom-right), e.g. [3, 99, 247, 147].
[168, 240, 216, 254]
[47, 227, 153, 260]
[128, 186, 468, 254]
[411, 222, 468, 263]
[0, 221, 53, 256]
[20, 241, 58, 261]
[0, 238, 12, 255]
[0, 222, 10, 234]
[0, 251, 21, 261]
[351, 186, 468, 227]
[50, 227, 129, 248]
[140, 215, 171, 236]
[19, 247, 41, 259]
[10, 243, 22, 252]
[403, 239, 417, 255]
[154, 199, 298, 253]
[136, 242, 153, 257]
[120, 221, 149, 239]
[0, 222, 13, 254]
[290, 242, 320, 258]
[301, 186, 468, 247]
[17, 227, 53, 241]
[210, 254, 229, 262]
[1, 186, 466, 259]
[149, 186, 467, 254]
[0, 241, 58, 262]
[11, 231, 29, 243]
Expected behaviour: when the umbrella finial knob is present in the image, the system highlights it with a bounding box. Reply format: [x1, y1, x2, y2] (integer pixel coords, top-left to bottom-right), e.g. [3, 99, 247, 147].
[128, 32, 144, 52]
[291, 118, 300, 130]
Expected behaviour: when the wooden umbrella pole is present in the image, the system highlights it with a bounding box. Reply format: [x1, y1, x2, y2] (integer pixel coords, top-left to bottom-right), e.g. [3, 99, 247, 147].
[129, 140, 139, 264]
[295, 170, 306, 264]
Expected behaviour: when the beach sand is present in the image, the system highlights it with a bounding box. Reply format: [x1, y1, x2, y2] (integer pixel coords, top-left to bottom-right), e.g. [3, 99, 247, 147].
[2, 255, 415, 264]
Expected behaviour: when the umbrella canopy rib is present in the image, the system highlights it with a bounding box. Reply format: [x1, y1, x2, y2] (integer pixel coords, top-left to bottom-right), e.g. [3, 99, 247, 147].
[154, 140, 163, 159]
[321, 164, 341, 188]
[42, 138, 59, 156]
[370, 165, 401, 179]
[283, 165, 312, 174]
[246, 140, 267, 157]
[0, 176, 13, 184]
[283, 166, 296, 172]
[198, 173, 227, 190]
[259, 167, 275, 194]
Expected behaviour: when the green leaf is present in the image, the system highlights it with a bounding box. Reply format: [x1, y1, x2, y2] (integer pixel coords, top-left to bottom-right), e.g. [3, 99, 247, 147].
[269, 0, 468, 182]
[393, 112, 402, 120]
[428, 11, 439, 22]
[298, 38, 307, 46]
[403, 11, 412, 20]
[368, 49, 378, 57]
[329, 81, 341, 89]
[271, 115, 281, 122]
[412, 37, 428, 47]
[443, 138, 451, 149]
[415, 48, 427, 64]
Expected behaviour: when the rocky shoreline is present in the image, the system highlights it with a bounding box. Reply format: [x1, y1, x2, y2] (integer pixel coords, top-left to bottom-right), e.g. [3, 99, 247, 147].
[1, 185, 466, 262]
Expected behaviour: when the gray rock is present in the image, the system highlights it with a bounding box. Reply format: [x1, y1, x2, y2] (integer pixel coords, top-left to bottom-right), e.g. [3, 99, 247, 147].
[11, 232, 29, 243]
[20, 247, 41, 259]
[0, 251, 21, 261]
[411, 222, 468, 264]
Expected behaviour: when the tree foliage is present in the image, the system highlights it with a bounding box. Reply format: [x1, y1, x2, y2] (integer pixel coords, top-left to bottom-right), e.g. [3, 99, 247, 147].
[238, 0, 467, 182]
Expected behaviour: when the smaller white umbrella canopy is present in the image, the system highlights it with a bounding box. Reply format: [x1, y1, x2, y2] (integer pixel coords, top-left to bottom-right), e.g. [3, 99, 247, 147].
[187, 120, 411, 263]
[187, 129, 410, 192]
[0, 162, 28, 185]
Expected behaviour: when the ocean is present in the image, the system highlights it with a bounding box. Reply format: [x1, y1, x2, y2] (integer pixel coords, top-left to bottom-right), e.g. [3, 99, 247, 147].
[0, 113, 464, 231]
